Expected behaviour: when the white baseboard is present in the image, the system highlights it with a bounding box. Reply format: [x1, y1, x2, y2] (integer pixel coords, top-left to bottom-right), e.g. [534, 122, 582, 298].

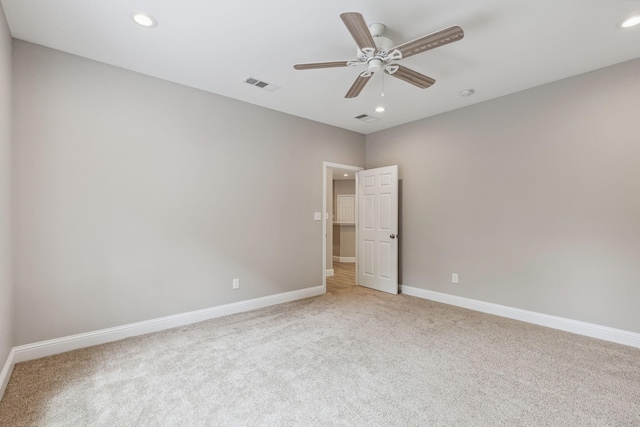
[11, 285, 325, 366]
[0, 348, 16, 400]
[400, 286, 640, 349]
[326, 269, 334, 277]
[333, 256, 355, 263]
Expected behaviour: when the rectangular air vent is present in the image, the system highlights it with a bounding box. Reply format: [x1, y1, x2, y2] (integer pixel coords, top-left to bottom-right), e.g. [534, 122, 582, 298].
[355, 114, 380, 123]
[243, 77, 280, 92]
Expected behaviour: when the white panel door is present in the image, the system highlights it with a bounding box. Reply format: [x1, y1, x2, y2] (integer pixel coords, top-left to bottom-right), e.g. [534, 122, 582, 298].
[357, 166, 398, 294]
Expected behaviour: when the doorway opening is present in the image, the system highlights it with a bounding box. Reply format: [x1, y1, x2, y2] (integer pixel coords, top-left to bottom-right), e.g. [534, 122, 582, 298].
[326, 261, 357, 293]
[322, 162, 363, 290]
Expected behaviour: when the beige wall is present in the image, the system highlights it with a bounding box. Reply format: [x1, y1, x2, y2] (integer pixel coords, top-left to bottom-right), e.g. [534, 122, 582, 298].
[334, 225, 355, 259]
[12, 41, 365, 344]
[0, 3, 13, 369]
[366, 58, 640, 333]
[7, 32, 640, 351]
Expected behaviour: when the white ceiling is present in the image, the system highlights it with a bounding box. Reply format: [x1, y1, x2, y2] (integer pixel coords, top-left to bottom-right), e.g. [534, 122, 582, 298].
[331, 167, 359, 181]
[2, 0, 640, 134]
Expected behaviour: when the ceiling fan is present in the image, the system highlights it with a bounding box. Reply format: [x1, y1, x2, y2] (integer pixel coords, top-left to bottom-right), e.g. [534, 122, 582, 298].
[294, 12, 464, 98]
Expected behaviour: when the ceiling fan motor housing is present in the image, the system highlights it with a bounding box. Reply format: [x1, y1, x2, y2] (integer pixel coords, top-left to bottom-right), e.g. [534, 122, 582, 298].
[373, 35, 394, 52]
[357, 34, 396, 74]
[356, 35, 395, 60]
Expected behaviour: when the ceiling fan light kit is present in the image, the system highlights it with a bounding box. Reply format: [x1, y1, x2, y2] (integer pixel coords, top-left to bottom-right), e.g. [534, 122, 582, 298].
[294, 12, 464, 98]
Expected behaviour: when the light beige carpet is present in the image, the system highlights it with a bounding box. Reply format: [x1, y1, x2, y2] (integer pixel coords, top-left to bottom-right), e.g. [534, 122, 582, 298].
[1, 277, 639, 426]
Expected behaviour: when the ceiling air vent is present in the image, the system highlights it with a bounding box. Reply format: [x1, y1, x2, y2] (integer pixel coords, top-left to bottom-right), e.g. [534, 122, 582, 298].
[355, 114, 380, 123]
[243, 77, 280, 92]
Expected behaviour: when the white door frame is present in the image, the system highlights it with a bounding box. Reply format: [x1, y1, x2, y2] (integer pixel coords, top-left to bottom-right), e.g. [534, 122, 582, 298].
[322, 161, 363, 290]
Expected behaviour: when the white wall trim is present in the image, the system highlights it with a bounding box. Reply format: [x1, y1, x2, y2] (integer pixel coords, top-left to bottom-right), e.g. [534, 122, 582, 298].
[11, 285, 325, 365]
[325, 269, 335, 277]
[0, 348, 16, 400]
[333, 256, 356, 263]
[401, 285, 640, 349]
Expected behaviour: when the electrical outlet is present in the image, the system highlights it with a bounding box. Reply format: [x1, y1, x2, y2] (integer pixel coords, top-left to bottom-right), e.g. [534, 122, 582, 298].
[233, 278, 240, 289]
[451, 273, 459, 284]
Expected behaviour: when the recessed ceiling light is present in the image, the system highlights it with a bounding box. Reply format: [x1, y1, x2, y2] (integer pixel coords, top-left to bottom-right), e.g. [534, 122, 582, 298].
[618, 15, 640, 29]
[131, 12, 158, 28]
[459, 89, 475, 97]
[344, 174, 349, 177]
[375, 106, 386, 113]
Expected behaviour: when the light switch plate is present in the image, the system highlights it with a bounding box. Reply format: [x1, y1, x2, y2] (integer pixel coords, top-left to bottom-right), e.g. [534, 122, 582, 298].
[314, 212, 322, 221]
